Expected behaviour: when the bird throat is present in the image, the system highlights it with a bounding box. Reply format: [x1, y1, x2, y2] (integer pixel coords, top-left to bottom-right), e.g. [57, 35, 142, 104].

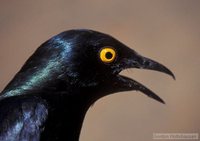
[40, 90, 94, 141]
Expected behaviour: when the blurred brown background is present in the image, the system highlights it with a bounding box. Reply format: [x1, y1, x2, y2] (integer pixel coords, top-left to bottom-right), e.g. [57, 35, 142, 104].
[0, 0, 199, 141]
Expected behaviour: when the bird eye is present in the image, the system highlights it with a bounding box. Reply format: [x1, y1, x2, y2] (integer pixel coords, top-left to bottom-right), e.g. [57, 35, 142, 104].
[99, 47, 116, 63]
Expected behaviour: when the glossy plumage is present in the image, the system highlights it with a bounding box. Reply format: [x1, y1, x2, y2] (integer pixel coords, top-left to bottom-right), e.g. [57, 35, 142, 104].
[0, 29, 175, 141]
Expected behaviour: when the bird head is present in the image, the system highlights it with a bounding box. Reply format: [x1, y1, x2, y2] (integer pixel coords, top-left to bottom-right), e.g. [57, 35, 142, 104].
[2, 29, 175, 103]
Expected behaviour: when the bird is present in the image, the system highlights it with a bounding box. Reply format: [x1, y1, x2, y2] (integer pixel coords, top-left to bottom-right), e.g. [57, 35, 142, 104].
[0, 29, 175, 141]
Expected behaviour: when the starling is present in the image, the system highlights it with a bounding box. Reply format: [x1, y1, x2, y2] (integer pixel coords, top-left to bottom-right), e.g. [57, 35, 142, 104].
[0, 29, 175, 141]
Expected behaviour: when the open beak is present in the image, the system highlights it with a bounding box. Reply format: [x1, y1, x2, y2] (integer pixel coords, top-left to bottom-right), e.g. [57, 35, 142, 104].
[113, 49, 175, 104]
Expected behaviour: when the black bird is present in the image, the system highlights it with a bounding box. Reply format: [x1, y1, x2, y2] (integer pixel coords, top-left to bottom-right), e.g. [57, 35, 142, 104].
[0, 29, 175, 141]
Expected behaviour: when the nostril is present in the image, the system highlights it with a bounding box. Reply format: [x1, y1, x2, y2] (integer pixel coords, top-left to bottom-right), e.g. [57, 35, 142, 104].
[144, 61, 150, 66]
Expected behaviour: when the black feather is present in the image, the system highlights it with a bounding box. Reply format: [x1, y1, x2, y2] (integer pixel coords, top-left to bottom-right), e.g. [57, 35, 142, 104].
[0, 29, 174, 141]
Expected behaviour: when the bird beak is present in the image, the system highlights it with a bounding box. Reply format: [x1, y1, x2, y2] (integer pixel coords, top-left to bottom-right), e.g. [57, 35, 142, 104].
[121, 50, 175, 79]
[111, 49, 175, 104]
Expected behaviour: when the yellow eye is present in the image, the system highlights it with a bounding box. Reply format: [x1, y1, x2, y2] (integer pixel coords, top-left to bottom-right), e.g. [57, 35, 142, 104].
[99, 47, 116, 63]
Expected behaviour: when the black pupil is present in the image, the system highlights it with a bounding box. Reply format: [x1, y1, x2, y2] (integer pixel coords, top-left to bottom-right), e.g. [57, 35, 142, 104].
[105, 52, 113, 59]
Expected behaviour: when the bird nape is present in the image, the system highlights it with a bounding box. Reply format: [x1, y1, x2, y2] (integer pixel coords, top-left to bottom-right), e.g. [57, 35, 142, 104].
[0, 29, 175, 141]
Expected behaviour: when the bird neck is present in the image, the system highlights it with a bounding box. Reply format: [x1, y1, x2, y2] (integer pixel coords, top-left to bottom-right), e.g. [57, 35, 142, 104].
[40, 90, 94, 141]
